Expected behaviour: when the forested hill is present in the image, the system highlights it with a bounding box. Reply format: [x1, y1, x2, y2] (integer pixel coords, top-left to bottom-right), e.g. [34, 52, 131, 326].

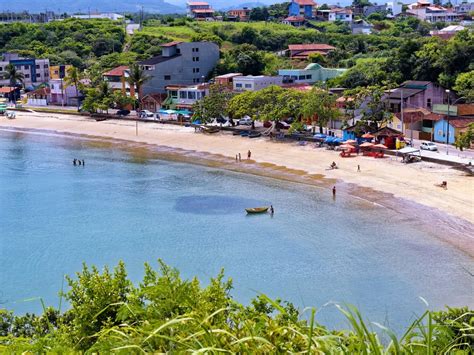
[1, 0, 185, 14]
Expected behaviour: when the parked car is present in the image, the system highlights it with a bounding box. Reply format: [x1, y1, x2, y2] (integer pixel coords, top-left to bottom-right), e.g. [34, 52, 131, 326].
[420, 141, 438, 151]
[139, 110, 154, 118]
[116, 109, 130, 116]
[238, 117, 253, 126]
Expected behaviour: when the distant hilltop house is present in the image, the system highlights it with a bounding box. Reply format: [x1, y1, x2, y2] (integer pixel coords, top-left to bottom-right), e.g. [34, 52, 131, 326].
[282, 16, 307, 27]
[454, 1, 474, 14]
[214, 73, 242, 87]
[351, 19, 374, 34]
[233, 75, 283, 92]
[71, 13, 124, 21]
[288, 0, 317, 19]
[363, 4, 387, 17]
[139, 41, 219, 95]
[227, 8, 251, 21]
[328, 8, 353, 22]
[278, 63, 347, 84]
[0, 53, 49, 89]
[288, 44, 336, 60]
[386, 1, 403, 17]
[187, 2, 214, 20]
[407, 1, 463, 22]
[430, 25, 466, 40]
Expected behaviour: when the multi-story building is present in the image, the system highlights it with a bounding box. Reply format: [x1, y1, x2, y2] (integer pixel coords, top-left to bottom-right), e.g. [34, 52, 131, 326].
[139, 41, 219, 95]
[164, 84, 209, 110]
[407, 1, 463, 22]
[186, 2, 214, 19]
[227, 8, 251, 21]
[386, 1, 403, 17]
[454, 2, 474, 14]
[288, 0, 317, 18]
[328, 8, 353, 22]
[0, 53, 49, 88]
[279, 63, 347, 84]
[102, 65, 132, 95]
[233, 75, 283, 92]
[49, 65, 72, 80]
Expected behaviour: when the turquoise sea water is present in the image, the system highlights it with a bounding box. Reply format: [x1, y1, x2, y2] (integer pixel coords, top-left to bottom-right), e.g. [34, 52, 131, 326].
[1, 129, 473, 330]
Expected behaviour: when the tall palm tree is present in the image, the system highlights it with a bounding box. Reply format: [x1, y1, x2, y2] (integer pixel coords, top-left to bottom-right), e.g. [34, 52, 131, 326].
[64, 66, 82, 111]
[126, 64, 150, 108]
[1, 64, 24, 102]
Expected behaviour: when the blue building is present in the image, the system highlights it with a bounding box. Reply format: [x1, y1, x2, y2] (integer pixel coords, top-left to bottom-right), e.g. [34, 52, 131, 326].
[288, 0, 316, 19]
[433, 117, 473, 144]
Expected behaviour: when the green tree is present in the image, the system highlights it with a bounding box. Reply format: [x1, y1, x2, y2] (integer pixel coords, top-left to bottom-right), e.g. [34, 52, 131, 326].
[1, 64, 24, 102]
[126, 64, 150, 103]
[64, 66, 82, 111]
[359, 86, 391, 130]
[220, 44, 265, 76]
[192, 84, 234, 122]
[453, 71, 474, 103]
[455, 123, 474, 151]
[302, 88, 340, 133]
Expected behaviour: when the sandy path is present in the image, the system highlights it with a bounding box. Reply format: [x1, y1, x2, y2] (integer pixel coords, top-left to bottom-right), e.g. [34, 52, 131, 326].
[1, 112, 473, 228]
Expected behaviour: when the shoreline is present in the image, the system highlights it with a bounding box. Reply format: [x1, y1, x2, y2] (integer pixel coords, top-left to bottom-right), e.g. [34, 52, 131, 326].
[1, 112, 473, 256]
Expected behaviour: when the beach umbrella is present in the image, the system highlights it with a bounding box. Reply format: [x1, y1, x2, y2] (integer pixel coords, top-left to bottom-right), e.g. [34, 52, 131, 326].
[344, 139, 357, 144]
[339, 144, 353, 149]
[324, 137, 334, 143]
[314, 133, 326, 138]
[333, 138, 344, 144]
[374, 144, 388, 149]
[359, 142, 374, 148]
[362, 133, 375, 139]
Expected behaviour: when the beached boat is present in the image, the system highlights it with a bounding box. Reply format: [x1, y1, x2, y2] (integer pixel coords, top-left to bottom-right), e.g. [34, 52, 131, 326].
[249, 132, 262, 138]
[202, 126, 219, 134]
[245, 207, 269, 214]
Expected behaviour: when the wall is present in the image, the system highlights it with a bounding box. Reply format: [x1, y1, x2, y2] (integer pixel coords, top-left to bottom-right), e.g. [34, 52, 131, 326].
[433, 119, 455, 144]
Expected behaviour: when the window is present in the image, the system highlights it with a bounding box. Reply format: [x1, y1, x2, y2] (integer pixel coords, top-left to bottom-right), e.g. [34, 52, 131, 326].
[51, 84, 54, 89]
[36, 73, 41, 78]
[306, 75, 312, 79]
[24, 65, 29, 70]
[36, 64, 40, 69]
[188, 91, 196, 100]
[25, 74, 30, 78]
[427, 98, 432, 109]
[236, 83, 242, 88]
[179, 91, 187, 99]
[193, 68, 200, 73]
[192, 57, 200, 62]
[176, 48, 181, 54]
[245, 84, 252, 88]
[192, 47, 199, 52]
[298, 75, 305, 80]
[164, 75, 171, 80]
[0, 67, 2, 71]
[44, 64, 48, 68]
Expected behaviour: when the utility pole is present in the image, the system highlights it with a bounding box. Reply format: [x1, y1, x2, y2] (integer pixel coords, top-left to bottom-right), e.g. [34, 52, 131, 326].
[400, 88, 404, 135]
[445, 89, 450, 155]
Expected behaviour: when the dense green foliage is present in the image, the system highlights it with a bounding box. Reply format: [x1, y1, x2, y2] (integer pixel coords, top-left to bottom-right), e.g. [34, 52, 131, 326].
[0, 261, 472, 353]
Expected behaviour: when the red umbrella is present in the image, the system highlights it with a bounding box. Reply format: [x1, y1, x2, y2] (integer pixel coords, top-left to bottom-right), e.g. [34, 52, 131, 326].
[359, 142, 374, 148]
[374, 144, 388, 149]
[344, 139, 357, 144]
[362, 133, 375, 139]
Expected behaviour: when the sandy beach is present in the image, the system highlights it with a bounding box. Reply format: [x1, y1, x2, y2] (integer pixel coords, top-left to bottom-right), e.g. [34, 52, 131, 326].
[1, 111, 473, 236]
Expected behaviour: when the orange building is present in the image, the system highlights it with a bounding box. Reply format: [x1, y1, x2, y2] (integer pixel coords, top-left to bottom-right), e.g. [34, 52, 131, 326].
[227, 7, 251, 21]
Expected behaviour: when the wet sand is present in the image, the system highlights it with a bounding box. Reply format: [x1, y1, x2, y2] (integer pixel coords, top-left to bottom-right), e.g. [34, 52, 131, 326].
[1, 111, 473, 256]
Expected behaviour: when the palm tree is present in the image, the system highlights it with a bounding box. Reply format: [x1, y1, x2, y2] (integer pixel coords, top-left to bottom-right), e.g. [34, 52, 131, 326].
[126, 64, 150, 108]
[1, 64, 24, 102]
[64, 67, 82, 111]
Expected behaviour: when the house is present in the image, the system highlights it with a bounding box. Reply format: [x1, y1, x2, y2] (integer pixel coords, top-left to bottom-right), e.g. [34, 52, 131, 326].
[187, 2, 214, 19]
[351, 19, 373, 34]
[71, 13, 124, 20]
[407, 1, 463, 22]
[288, 44, 336, 60]
[430, 25, 466, 40]
[26, 87, 50, 106]
[454, 2, 474, 14]
[49, 79, 82, 106]
[0, 53, 49, 89]
[385, 81, 455, 114]
[140, 94, 166, 112]
[139, 41, 219, 95]
[288, 0, 317, 18]
[102, 65, 132, 96]
[363, 4, 387, 17]
[328, 8, 353, 22]
[0, 86, 20, 102]
[279, 63, 347, 84]
[386, 1, 403, 17]
[214, 73, 242, 87]
[164, 84, 209, 110]
[227, 8, 251, 21]
[233, 75, 283, 92]
[434, 117, 474, 144]
[389, 107, 442, 140]
[282, 16, 306, 27]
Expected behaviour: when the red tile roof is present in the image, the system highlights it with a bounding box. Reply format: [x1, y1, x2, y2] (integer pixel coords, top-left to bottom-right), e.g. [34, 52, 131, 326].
[330, 7, 352, 14]
[450, 118, 474, 128]
[103, 65, 129, 77]
[285, 16, 306, 22]
[294, 0, 316, 5]
[161, 41, 182, 47]
[0, 86, 16, 93]
[289, 44, 336, 51]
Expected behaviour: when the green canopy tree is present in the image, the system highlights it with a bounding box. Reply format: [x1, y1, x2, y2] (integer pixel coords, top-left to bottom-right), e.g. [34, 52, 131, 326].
[64, 66, 82, 111]
[192, 84, 234, 123]
[302, 88, 340, 133]
[453, 70, 474, 103]
[126, 64, 150, 104]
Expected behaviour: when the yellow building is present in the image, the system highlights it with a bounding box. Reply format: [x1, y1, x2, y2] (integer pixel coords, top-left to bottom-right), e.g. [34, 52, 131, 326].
[49, 65, 73, 80]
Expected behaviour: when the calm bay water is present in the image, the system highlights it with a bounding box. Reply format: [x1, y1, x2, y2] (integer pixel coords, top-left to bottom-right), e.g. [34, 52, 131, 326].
[1, 130, 473, 330]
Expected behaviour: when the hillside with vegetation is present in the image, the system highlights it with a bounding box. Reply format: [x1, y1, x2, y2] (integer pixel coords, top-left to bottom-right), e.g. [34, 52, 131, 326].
[1, 261, 473, 352]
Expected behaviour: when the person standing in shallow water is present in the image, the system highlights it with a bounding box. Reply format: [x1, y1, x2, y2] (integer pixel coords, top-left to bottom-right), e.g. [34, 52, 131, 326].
[73, 159, 77, 166]
[332, 186, 336, 197]
[247, 150, 251, 159]
[82, 160, 85, 166]
[270, 205, 274, 214]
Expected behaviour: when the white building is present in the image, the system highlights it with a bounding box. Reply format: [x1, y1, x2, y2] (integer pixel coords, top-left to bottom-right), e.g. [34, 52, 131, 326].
[166, 84, 209, 109]
[328, 8, 353, 22]
[0, 53, 49, 88]
[455, 2, 474, 14]
[71, 13, 124, 20]
[233, 75, 283, 92]
[407, 1, 463, 22]
[386, 1, 403, 17]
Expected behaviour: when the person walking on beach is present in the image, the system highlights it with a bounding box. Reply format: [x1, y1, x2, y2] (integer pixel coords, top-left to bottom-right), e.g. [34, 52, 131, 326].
[77, 159, 81, 166]
[357, 164, 360, 172]
[247, 150, 251, 160]
[238, 153, 241, 162]
[235, 154, 238, 162]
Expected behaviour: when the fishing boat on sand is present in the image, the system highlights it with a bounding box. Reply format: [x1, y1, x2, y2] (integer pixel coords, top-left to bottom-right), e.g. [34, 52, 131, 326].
[245, 207, 269, 214]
